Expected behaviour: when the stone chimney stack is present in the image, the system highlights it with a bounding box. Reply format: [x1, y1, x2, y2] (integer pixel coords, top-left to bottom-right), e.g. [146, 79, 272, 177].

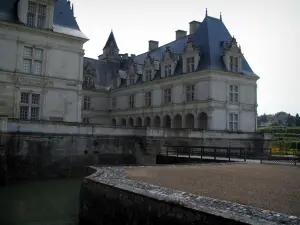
[149, 40, 159, 51]
[189, 21, 201, 34]
[176, 30, 187, 40]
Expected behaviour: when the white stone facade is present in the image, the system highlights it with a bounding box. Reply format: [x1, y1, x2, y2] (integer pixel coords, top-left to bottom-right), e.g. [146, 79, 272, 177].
[106, 71, 257, 132]
[0, 0, 88, 123]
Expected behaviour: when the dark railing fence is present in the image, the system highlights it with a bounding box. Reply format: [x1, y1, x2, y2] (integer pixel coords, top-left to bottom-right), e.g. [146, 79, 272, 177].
[159, 145, 247, 163]
[159, 145, 300, 166]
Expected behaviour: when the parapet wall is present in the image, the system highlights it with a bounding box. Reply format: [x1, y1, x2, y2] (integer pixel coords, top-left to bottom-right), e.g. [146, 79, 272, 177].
[79, 166, 299, 225]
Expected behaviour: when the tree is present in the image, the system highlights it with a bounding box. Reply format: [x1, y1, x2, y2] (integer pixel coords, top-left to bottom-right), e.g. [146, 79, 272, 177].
[286, 114, 295, 127]
[296, 113, 300, 126]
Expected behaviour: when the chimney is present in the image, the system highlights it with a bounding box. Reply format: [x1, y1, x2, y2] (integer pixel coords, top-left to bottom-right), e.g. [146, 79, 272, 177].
[176, 30, 187, 40]
[130, 54, 136, 58]
[149, 40, 159, 51]
[189, 21, 201, 34]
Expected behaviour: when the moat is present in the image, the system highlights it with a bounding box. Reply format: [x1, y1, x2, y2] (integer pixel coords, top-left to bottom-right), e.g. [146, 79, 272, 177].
[0, 178, 82, 225]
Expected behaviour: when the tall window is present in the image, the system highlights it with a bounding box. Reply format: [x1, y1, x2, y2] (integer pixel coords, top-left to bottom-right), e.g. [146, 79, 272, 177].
[27, 1, 46, 29]
[164, 65, 172, 77]
[229, 85, 239, 103]
[145, 91, 152, 107]
[112, 98, 116, 109]
[20, 92, 40, 120]
[164, 88, 172, 104]
[235, 57, 239, 72]
[186, 84, 195, 102]
[230, 56, 239, 73]
[186, 57, 194, 73]
[83, 96, 91, 110]
[23, 46, 43, 75]
[82, 117, 90, 124]
[229, 113, 239, 131]
[129, 95, 135, 108]
[145, 70, 151, 81]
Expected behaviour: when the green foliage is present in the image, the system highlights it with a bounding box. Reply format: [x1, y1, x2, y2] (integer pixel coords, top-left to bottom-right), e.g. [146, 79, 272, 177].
[257, 111, 300, 127]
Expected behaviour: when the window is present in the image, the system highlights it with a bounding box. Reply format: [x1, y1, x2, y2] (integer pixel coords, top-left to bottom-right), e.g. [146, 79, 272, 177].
[27, 1, 46, 29]
[234, 57, 239, 72]
[145, 91, 152, 107]
[229, 85, 239, 103]
[164, 65, 172, 77]
[19, 92, 40, 120]
[164, 88, 172, 104]
[230, 56, 239, 73]
[82, 117, 90, 123]
[112, 98, 116, 109]
[23, 46, 43, 75]
[83, 96, 91, 110]
[145, 70, 151, 81]
[83, 76, 93, 86]
[186, 84, 195, 102]
[129, 74, 135, 85]
[229, 113, 239, 131]
[186, 57, 195, 73]
[129, 95, 135, 108]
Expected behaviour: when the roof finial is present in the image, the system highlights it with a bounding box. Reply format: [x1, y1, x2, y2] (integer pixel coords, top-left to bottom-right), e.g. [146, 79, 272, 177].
[220, 12, 222, 21]
[205, 8, 208, 17]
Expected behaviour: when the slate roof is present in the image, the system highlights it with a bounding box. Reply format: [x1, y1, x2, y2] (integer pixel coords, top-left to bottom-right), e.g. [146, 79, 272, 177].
[133, 16, 255, 76]
[84, 15, 257, 88]
[103, 31, 119, 50]
[0, 0, 87, 39]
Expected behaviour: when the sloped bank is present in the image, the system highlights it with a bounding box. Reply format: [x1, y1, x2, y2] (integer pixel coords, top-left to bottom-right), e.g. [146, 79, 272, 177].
[79, 166, 300, 225]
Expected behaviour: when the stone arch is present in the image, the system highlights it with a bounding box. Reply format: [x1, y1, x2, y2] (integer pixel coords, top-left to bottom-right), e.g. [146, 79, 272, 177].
[144, 116, 151, 127]
[128, 117, 134, 127]
[135, 117, 142, 126]
[163, 115, 172, 128]
[198, 112, 208, 130]
[112, 118, 116, 126]
[173, 114, 182, 128]
[153, 116, 161, 127]
[185, 113, 195, 128]
[121, 118, 126, 126]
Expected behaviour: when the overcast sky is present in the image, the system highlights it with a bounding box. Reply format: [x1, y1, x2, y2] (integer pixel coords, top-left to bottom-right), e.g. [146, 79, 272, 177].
[71, 0, 300, 116]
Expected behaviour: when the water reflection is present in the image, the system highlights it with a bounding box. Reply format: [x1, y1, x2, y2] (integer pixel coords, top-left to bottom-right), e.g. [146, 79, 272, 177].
[0, 178, 82, 225]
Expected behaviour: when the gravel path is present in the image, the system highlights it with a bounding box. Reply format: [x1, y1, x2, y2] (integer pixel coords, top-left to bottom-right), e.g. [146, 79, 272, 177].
[126, 164, 300, 217]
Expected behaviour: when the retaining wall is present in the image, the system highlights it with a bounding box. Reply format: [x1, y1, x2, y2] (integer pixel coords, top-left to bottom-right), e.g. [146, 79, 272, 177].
[79, 166, 300, 225]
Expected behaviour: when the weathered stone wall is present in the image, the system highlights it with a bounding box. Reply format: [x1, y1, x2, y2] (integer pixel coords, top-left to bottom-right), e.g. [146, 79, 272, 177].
[79, 167, 300, 225]
[1, 132, 139, 180]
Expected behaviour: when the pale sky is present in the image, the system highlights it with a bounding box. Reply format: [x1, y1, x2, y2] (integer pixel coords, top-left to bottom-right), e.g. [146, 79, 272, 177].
[71, 0, 300, 116]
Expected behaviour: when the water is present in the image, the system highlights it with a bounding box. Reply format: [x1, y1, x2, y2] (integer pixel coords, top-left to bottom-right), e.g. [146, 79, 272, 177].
[0, 178, 82, 225]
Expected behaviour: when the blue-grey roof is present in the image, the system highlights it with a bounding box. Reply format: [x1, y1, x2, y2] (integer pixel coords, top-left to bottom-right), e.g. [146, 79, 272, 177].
[84, 15, 257, 88]
[0, 0, 87, 39]
[133, 16, 256, 76]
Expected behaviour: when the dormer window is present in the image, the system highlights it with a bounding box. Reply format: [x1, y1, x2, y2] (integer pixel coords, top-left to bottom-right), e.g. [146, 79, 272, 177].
[27, 1, 46, 29]
[83, 76, 93, 86]
[230, 56, 239, 73]
[161, 48, 177, 78]
[186, 57, 195, 73]
[223, 37, 243, 73]
[164, 65, 171, 77]
[145, 70, 151, 81]
[182, 39, 200, 74]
